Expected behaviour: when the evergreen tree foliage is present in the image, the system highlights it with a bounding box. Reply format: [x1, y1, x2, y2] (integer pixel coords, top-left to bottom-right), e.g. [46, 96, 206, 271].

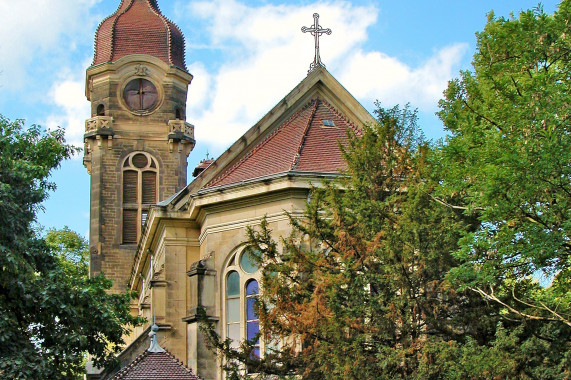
[0, 116, 141, 379]
[201, 104, 507, 379]
[200, 3, 571, 378]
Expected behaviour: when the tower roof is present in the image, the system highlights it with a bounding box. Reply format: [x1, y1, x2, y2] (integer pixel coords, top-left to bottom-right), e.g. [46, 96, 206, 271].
[92, 0, 186, 70]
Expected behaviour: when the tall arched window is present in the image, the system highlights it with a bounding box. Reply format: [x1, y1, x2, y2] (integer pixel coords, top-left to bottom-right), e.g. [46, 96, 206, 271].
[122, 152, 158, 244]
[224, 247, 262, 358]
[246, 279, 260, 357]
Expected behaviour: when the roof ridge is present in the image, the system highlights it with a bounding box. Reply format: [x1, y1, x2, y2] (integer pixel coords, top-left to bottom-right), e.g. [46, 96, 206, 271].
[146, 0, 172, 65]
[207, 99, 318, 188]
[290, 98, 319, 170]
[109, 0, 134, 63]
[163, 348, 197, 375]
[112, 348, 201, 379]
[112, 349, 150, 379]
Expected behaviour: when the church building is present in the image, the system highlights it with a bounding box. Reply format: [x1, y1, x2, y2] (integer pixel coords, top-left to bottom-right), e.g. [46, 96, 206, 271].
[83, 1, 374, 379]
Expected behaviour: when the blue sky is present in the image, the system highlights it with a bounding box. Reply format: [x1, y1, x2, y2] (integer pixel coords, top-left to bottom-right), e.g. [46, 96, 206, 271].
[0, 0, 560, 238]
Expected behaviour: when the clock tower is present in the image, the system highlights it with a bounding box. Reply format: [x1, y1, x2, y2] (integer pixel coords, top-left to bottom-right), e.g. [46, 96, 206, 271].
[83, 0, 194, 291]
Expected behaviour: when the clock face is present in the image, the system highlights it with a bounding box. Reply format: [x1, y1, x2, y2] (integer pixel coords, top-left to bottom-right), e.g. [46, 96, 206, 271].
[123, 78, 159, 112]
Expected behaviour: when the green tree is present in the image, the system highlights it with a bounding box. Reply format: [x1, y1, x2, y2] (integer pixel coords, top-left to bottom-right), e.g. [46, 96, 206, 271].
[201, 104, 509, 379]
[0, 116, 140, 379]
[438, 3, 571, 330]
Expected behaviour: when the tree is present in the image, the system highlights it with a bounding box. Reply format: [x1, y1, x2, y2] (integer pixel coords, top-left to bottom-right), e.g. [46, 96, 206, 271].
[0, 116, 140, 379]
[201, 4, 571, 377]
[437, 3, 571, 330]
[201, 104, 515, 379]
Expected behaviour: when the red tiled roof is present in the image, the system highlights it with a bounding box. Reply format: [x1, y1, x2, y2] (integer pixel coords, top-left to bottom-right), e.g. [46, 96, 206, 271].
[205, 98, 361, 188]
[93, 0, 186, 70]
[192, 159, 214, 177]
[112, 349, 200, 380]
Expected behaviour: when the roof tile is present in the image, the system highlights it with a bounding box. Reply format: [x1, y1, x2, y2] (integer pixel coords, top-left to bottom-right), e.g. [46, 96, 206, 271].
[205, 98, 361, 188]
[112, 349, 200, 380]
[93, 0, 186, 70]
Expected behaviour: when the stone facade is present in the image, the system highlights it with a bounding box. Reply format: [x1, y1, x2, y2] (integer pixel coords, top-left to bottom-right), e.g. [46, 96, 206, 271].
[84, 3, 376, 380]
[124, 68, 376, 380]
[84, 54, 194, 292]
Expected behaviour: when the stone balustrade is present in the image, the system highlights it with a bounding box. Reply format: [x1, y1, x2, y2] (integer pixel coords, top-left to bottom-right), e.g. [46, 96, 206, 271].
[85, 116, 113, 133]
[168, 120, 194, 142]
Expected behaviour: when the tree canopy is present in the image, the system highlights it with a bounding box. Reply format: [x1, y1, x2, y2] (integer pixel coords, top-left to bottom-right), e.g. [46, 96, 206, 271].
[438, 1, 571, 330]
[0, 116, 140, 379]
[201, 3, 571, 378]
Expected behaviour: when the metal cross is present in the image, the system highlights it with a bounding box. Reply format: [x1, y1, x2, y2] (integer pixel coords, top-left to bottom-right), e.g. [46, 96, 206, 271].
[301, 13, 332, 73]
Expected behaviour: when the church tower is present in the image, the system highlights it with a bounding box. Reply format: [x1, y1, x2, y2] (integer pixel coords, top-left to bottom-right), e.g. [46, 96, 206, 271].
[83, 0, 194, 291]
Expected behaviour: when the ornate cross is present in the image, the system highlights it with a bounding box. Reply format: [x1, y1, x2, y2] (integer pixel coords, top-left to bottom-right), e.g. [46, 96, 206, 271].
[301, 13, 332, 73]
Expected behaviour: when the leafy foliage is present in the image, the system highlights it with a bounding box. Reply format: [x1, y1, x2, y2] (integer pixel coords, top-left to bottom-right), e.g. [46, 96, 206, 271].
[201, 104, 509, 379]
[200, 3, 571, 378]
[0, 117, 141, 379]
[438, 3, 571, 329]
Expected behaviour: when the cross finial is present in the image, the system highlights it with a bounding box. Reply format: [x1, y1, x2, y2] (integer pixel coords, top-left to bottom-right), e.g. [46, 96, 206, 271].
[301, 13, 332, 74]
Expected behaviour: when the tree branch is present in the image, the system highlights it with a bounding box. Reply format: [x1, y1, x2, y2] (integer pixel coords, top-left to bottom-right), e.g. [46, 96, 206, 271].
[471, 286, 571, 327]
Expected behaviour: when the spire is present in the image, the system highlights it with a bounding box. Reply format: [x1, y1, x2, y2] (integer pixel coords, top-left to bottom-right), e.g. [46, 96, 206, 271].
[148, 322, 165, 353]
[92, 0, 187, 70]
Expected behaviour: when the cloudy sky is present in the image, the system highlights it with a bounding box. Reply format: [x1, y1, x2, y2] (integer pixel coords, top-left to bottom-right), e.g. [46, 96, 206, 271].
[0, 0, 560, 237]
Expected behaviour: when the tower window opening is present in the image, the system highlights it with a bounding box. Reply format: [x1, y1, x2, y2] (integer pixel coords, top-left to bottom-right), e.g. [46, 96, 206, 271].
[96, 104, 105, 116]
[122, 152, 159, 244]
[175, 108, 182, 120]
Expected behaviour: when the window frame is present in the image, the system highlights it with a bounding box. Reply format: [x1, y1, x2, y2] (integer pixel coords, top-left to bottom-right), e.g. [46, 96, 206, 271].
[121, 152, 159, 244]
[222, 247, 265, 358]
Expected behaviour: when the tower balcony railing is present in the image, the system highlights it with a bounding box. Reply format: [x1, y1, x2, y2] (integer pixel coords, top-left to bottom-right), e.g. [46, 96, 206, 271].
[85, 116, 114, 135]
[168, 120, 195, 143]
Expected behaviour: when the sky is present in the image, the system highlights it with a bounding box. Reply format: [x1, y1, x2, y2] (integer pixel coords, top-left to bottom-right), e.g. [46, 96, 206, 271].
[0, 0, 561, 239]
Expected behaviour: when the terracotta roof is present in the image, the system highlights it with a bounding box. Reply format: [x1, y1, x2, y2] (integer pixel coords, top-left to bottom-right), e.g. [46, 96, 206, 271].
[192, 159, 214, 177]
[93, 0, 186, 70]
[205, 98, 361, 188]
[112, 349, 200, 380]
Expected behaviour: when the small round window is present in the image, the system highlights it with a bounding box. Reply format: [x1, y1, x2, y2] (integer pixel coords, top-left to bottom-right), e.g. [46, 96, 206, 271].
[123, 78, 159, 112]
[240, 249, 261, 274]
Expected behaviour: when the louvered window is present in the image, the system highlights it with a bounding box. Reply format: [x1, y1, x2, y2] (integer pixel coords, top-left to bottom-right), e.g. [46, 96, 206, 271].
[142, 171, 157, 204]
[122, 152, 158, 244]
[123, 210, 138, 244]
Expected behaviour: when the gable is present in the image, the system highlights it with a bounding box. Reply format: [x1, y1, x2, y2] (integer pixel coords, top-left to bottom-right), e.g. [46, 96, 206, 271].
[205, 97, 361, 188]
[164, 66, 375, 210]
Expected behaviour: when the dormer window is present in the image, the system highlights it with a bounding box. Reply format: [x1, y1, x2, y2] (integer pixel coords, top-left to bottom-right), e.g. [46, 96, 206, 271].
[322, 119, 335, 127]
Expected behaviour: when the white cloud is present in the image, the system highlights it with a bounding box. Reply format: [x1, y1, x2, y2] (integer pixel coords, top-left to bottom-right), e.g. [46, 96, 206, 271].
[182, 0, 466, 148]
[0, 0, 100, 89]
[45, 63, 91, 152]
[185, 0, 378, 147]
[339, 43, 468, 109]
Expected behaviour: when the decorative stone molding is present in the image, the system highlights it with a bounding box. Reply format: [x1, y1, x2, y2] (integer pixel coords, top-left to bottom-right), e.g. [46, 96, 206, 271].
[168, 120, 194, 141]
[85, 115, 113, 133]
[184, 259, 217, 323]
[134, 64, 150, 76]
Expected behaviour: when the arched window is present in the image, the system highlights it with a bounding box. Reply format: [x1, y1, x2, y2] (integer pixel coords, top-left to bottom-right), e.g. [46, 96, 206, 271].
[246, 279, 260, 357]
[122, 152, 158, 244]
[223, 248, 262, 358]
[226, 271, 240, 349]
[96, 104, 105, 116]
